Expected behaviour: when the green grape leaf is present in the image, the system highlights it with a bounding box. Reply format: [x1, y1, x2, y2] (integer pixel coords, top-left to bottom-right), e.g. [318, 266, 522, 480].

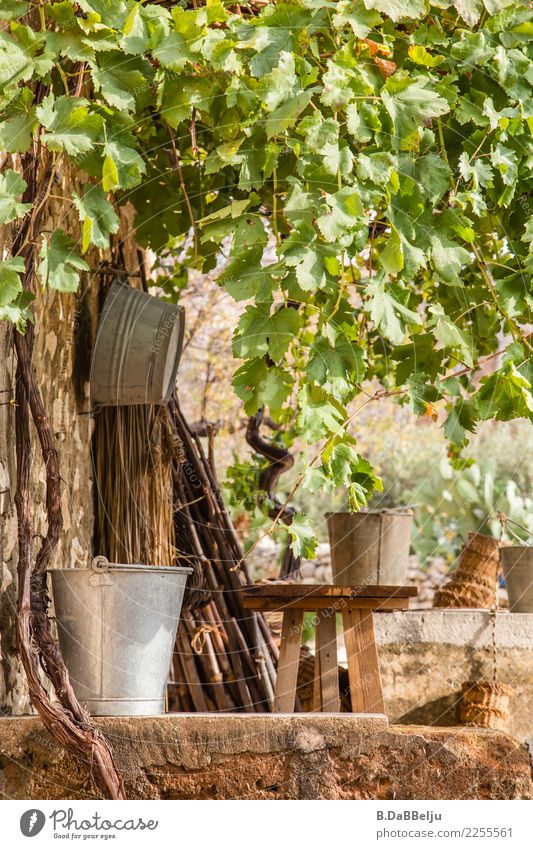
[454, 0, 483, 27]
[38, 230, 89, 293]
[301, 465, 331, 496]
[444, 400, 479, 445]
[306, 332, 365, 401]
[72, 185, 120, 252]
[323, 444, 382, 508]
[0, 87, 35, 152]
[346, 102, 382, 142]
[430, 232, 471, 285]
[416, 153, 452, 204]
[316, 187, 363, 243]
[381, 76, 450, 150]
[284, 235, 329, 291]
[365, 273, 421, 344]
[429, 303, 476, 367]
[406, 371, 440, 415]
[233, 358, 293, 414]
[0, 289, 34, 331]
[37, 94, 102, 155]
[297, 385, 345, 443]
[392, 333, 444, 384]
[233, 304, 303, 363]
[0, 1, 28, 20]
[152, 28, 193, 72]
[90, 52, 148, 112]
[219, 246, 274, 301]
[363, 0, 427, 21]
[0, 256, 25, 306]
[380, 227, 404, 274]
[0, 31, 33, 89]
[120, 4, 150, 55]
[333, 1, 382, 37]
[287, 513, 318, 559]
[265, 90, 315, 139]
[103, 141, 146, 190]
[0, 170, 31, 224]
[475, 362, 533, 422]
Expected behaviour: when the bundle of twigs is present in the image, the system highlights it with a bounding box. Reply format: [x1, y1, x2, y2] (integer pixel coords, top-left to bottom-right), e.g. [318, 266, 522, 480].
[93, 394, 278, 712]
[94, 405, 176, 567]
[168, 396, 278, 712]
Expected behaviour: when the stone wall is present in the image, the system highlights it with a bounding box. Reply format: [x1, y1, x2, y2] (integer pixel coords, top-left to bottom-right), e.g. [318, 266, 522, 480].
[375, 610, 533, 741]
[0, 715, 531, 800]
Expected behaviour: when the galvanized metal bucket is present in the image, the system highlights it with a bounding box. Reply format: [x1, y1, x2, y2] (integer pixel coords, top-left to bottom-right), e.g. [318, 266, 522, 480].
[502, 545, 533, 613]
[326, 509, 413, 586]
[90, 282, 185, 406]
[50, 557, 192, 716]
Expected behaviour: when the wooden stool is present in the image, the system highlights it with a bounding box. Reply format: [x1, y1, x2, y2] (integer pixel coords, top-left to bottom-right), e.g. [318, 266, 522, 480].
[241, 584, 417, 715]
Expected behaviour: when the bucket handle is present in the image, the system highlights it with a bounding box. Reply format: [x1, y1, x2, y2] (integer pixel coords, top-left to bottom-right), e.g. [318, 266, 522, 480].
[90, 556, 116, 587]
[92, 556, 110, 572]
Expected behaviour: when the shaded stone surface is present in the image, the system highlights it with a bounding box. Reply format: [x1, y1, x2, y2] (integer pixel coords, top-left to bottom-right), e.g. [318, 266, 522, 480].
[0, 715, 531, 800]
[375, 611, 533, 741]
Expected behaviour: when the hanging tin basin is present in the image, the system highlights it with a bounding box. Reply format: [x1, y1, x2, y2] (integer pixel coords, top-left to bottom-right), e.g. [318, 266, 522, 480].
[326, 508, 413, 586]
[50, 557, 193, 716]
[90, 281, 185, 406]
[501, 545, 533, 613]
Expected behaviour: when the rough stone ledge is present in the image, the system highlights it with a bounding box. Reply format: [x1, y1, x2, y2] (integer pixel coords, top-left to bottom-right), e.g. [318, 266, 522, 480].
[0, 714, 531, 801]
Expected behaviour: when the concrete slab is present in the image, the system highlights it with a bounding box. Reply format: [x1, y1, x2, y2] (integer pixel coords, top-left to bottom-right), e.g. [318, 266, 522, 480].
[375, 610, 533, 649]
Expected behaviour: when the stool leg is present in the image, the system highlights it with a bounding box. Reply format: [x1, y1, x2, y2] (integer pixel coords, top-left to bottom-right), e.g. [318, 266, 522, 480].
[315, 609, 340, 712]
[342, 608, 385, 714]
[313, 640, 322, 711]
[273, 608, 303, 712]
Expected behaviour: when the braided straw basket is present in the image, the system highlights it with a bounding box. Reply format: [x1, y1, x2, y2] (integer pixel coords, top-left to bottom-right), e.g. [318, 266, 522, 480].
[433, 532, 500, 609]
[459, 681, 513, 731]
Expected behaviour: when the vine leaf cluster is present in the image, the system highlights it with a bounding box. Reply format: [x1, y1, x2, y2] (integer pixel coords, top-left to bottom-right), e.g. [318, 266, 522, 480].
[1, 0, 532, 557]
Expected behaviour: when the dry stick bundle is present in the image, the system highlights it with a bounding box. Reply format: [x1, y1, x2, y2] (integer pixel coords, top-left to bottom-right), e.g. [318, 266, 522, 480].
[92, 393, 278, 711]
[94, 405, 176, 566]
[168, 396, 278, 712]
[12, 138, 124, 799]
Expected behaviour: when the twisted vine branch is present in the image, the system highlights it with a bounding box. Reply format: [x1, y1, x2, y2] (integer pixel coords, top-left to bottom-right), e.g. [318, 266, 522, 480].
[246, 408, 301, 579]
[11, 123, 124, 798]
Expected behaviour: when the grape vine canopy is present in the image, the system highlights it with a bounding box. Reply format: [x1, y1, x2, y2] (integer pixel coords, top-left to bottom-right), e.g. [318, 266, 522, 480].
[1, 0, 532, 557]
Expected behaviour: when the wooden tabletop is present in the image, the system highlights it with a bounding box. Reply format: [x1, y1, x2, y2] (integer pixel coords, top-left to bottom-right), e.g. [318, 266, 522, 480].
[242, 584, 417, 598]
[240, 583, 417, 612]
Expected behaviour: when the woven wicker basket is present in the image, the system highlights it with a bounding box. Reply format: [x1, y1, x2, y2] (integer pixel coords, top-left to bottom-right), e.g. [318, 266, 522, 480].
[459, 681, 513, 730]
[434, 532, 500, 609]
